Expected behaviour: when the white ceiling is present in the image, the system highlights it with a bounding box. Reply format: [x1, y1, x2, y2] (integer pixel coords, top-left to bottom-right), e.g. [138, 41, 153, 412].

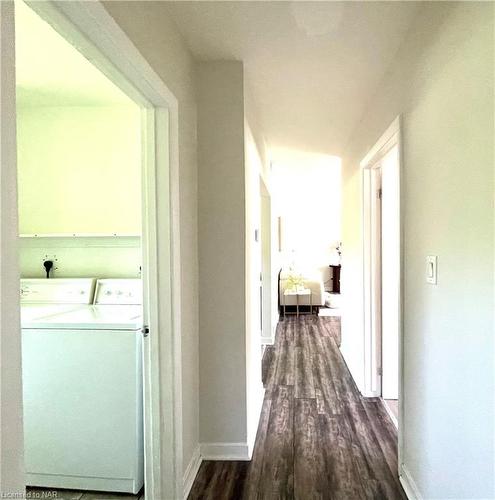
[165, 1, 421, 157]
[15, 1, 132, 107]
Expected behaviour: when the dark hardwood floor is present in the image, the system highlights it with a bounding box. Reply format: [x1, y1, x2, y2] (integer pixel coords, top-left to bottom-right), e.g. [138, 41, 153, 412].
[189, 315, 405, 500]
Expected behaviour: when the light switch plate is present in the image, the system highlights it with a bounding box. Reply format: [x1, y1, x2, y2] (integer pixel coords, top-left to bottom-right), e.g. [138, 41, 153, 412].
[426, 255, 437, 284]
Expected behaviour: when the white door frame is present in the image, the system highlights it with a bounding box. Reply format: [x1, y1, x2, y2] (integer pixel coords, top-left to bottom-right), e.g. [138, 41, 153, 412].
[360, 116, 403, 467]
[1, 2, 183, 498]
[0, 2, 25, 494]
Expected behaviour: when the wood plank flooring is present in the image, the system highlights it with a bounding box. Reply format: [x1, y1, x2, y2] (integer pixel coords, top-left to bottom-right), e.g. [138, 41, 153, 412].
[189, 316, 406, 500]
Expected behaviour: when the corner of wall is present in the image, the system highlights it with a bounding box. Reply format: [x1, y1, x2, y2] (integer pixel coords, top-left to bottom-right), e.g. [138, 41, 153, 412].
[197, 59, 250, 449]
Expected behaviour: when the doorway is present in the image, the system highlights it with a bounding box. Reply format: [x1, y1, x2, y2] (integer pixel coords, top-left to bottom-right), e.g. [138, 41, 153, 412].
[1, 2, 182, 498]
[16, 1, 144, 496]
[362, 117, 402, 433]
[260, 178, 273, 345]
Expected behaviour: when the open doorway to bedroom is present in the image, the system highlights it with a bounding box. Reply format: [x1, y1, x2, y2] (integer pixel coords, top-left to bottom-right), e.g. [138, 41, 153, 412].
[260, 177, 273, 345]
[272, 150, 342, 322]
[362, 118, 402, 429]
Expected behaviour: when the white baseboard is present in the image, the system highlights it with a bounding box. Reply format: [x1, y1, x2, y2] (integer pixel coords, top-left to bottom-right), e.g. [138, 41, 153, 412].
[261, 335, 274, 345]
[183, 440, 253, 497]
[200, 442, 252, 461]
[399, 464, 422, 500]
[183, 445, 202, 500]
[380, 398, 398, 428]
[188, 393, 263, 493]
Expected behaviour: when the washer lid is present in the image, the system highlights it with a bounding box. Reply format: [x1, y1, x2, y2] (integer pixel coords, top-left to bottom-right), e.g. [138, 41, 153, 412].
[23, 305, 143, 330]
[21, 304, 86, 326]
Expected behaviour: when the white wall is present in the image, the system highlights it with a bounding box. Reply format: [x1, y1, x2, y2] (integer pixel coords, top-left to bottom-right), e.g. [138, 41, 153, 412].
[245, 82, 276, 344]
[102, 0, 200, 485]
[19, 236, 141, 278]
[0, 2, 25, 495]
[342, 3, 494, 498]
[197, 62, 266, 457]
[272, 151, 341, 284]
[17, 106, 141, 235]
[197, 61, 248, 447]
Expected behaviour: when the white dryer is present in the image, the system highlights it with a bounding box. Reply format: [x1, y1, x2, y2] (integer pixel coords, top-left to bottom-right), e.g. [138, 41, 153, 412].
[22, 279, 144, 494]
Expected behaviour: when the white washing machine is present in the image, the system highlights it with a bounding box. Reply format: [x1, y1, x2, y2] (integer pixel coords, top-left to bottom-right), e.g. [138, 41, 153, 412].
[21, 278, 96, 323]
[22, 278, 144, 494]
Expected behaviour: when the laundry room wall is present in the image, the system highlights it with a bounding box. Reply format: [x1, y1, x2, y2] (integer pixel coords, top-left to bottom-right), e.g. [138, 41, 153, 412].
[19, 236, 141, 279]
[17, 104, 142, 278]
[17, 105, 141, 234]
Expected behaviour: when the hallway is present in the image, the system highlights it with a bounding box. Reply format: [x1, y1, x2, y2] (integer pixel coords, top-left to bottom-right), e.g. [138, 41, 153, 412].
[189, 316, 405, 499]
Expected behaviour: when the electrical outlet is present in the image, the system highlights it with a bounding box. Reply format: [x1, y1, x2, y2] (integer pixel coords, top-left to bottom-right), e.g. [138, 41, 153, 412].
[43, 254, 59, 275]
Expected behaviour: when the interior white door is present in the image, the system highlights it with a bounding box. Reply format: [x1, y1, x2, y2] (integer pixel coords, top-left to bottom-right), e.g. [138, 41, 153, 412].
[380, 145, 400, 400]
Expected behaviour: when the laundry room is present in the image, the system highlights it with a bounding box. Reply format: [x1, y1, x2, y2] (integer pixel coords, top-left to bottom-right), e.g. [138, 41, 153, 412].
[16, 2, 146, 499]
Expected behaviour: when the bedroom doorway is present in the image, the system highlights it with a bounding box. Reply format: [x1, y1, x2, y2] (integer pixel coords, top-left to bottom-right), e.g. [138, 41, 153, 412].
[260, 178, 273, 345]
[362, 117, 402, 431]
